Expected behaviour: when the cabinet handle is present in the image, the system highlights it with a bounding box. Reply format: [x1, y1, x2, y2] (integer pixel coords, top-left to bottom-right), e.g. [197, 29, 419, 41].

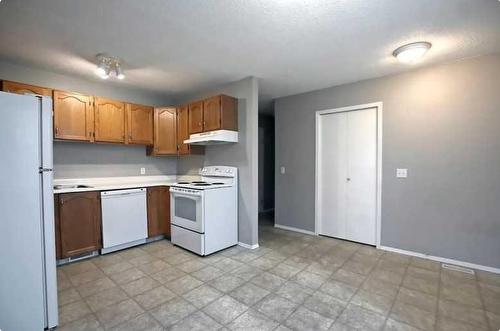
[55, 127, 59, 135]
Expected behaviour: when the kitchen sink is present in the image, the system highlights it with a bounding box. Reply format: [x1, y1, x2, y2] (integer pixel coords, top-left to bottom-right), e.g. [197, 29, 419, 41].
[53, 184, 93, 190]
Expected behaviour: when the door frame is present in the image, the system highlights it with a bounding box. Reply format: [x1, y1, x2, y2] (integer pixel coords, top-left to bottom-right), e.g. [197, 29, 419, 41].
[315, 102, 383, 247]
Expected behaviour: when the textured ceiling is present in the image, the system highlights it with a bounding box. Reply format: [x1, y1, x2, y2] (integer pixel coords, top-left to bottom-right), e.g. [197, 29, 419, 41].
[0, 0, 499, 113]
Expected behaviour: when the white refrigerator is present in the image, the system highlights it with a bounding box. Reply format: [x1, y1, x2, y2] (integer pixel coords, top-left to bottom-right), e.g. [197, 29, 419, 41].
[0, 91, 58, 330]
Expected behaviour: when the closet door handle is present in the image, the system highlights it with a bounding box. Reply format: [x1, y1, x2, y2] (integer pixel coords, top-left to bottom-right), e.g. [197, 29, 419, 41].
[346, 178, 351, 181]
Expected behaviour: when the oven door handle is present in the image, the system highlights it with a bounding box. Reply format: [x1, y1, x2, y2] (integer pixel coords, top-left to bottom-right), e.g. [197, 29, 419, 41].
[171, 192, 202, 200]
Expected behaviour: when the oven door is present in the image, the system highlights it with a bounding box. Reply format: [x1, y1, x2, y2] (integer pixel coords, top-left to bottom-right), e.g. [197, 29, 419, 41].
[170, 190, 204, 233]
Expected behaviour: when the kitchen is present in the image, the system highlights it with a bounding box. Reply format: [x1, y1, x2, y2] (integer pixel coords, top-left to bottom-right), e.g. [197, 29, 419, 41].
[1, 1, 500, 331]
[0, 76, 255, 330]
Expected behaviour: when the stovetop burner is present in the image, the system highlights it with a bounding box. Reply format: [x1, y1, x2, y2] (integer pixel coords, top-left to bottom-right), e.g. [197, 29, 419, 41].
[174, 181, 228, 188]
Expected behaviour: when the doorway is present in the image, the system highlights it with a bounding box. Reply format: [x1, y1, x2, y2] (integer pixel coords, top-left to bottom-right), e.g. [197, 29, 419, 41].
[315, 102, 382, 246]
[258, 114, 275, 226]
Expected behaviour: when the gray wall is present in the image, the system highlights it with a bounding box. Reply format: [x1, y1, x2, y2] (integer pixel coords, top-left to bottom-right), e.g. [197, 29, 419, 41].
[0, 60, 176, 178]
[176, 77, 259, 247]
[275, 54, 500, 269]
[54, 142, 176, 178]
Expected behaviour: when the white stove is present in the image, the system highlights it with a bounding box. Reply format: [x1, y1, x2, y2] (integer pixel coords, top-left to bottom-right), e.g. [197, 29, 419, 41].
[170, 166, 238, 255]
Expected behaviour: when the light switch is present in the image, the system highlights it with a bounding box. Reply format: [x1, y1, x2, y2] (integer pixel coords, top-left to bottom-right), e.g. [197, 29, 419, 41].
[396, 168, 408, 178]
[140, 167, 146, 175]
[280, 166, 286, 174]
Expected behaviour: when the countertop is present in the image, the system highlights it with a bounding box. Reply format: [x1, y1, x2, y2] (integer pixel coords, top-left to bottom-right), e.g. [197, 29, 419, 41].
[53, 175, 200, 194]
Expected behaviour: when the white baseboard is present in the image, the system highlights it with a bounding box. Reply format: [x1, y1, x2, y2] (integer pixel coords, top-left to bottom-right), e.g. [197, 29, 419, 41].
[238, 242, 259, 250]
[379, 246, 500, 274]
[274, 224, 316, 236]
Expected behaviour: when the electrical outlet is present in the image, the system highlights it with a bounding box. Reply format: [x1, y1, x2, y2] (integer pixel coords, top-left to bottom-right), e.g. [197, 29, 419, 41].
[140, 167, 146, 175]
[280, 166, 286, 174]
[396, 168, 408, 178]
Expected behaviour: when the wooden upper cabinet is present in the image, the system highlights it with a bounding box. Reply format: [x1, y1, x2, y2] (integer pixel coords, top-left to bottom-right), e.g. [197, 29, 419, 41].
[177, 105, 190, 155]
[177, 105, 204, 155]
[126, 103, 153, 145]
[149, 107, 177, 155]
[58, 192, 101, 258]
[147, 186, 171, 238]
[94, 97, 126, 143]
[53, 90, 94, 142]
[210, 94, 238, 131]
[188, 95, 237, 134]
[1, 80, 52, 96]
[203, 96, 222, 132]
[188, 101, 204, 134]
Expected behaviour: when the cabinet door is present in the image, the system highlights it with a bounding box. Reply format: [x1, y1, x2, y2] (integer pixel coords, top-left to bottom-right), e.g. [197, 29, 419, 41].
[188, 101, 204, 134]
[126, 103, 154, 145]
[153, 107, 177, 155]
[95, 97, 126, 143]
[58, 192, 101, 258]
[54, 194, 62, 260]
[203, 95, 221, 131]
[53, 90, 94, 142]
[220, 94, 238, 131]
[1, 80, 52, 96]
[177, 105, 190, 155]
[147, 186, 171, 237]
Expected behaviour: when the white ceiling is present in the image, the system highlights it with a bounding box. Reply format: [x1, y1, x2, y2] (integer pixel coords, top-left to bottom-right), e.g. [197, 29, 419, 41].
[1, 0, 499, 114]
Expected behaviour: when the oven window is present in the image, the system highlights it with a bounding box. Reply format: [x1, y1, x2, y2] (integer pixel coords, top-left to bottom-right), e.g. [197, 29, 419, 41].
[174, 197, 197, 222]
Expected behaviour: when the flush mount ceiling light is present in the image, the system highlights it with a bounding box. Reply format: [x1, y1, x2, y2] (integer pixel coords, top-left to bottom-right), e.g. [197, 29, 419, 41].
[393, 42, 432, 64]
[95, 54, 125, 80]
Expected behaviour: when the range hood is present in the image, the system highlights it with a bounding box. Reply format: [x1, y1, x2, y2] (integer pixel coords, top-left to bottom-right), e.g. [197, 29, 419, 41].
[184, 130, 238, 145]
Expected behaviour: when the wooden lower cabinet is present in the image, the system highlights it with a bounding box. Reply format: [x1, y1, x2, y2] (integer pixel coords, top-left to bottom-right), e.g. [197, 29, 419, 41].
[147, 186, 171, 237]
[54, 195, 62, 260]
[56, 192, 102, 259]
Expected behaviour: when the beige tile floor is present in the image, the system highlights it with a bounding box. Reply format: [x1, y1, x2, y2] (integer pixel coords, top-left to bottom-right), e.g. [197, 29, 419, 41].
[55, 224, 500, 330]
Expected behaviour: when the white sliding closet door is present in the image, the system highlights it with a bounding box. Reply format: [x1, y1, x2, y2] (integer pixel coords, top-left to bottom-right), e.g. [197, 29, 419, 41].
[318, 106, 377, 245]
[319, 111, 348, 239]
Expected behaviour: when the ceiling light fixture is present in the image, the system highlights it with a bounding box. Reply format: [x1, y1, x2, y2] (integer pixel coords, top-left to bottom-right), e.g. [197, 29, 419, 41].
[393, 42, 432, 64]
[115, 63, 125, 80]
[95, 54, 125, 80]
[95, 58, 110, 79]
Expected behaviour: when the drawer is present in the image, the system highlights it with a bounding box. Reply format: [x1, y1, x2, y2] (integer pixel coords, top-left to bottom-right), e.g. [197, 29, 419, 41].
[171, 225, 204, 255]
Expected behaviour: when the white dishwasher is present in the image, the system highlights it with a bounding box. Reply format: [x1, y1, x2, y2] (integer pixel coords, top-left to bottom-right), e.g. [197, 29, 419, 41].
[101, 188, 148, 254]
